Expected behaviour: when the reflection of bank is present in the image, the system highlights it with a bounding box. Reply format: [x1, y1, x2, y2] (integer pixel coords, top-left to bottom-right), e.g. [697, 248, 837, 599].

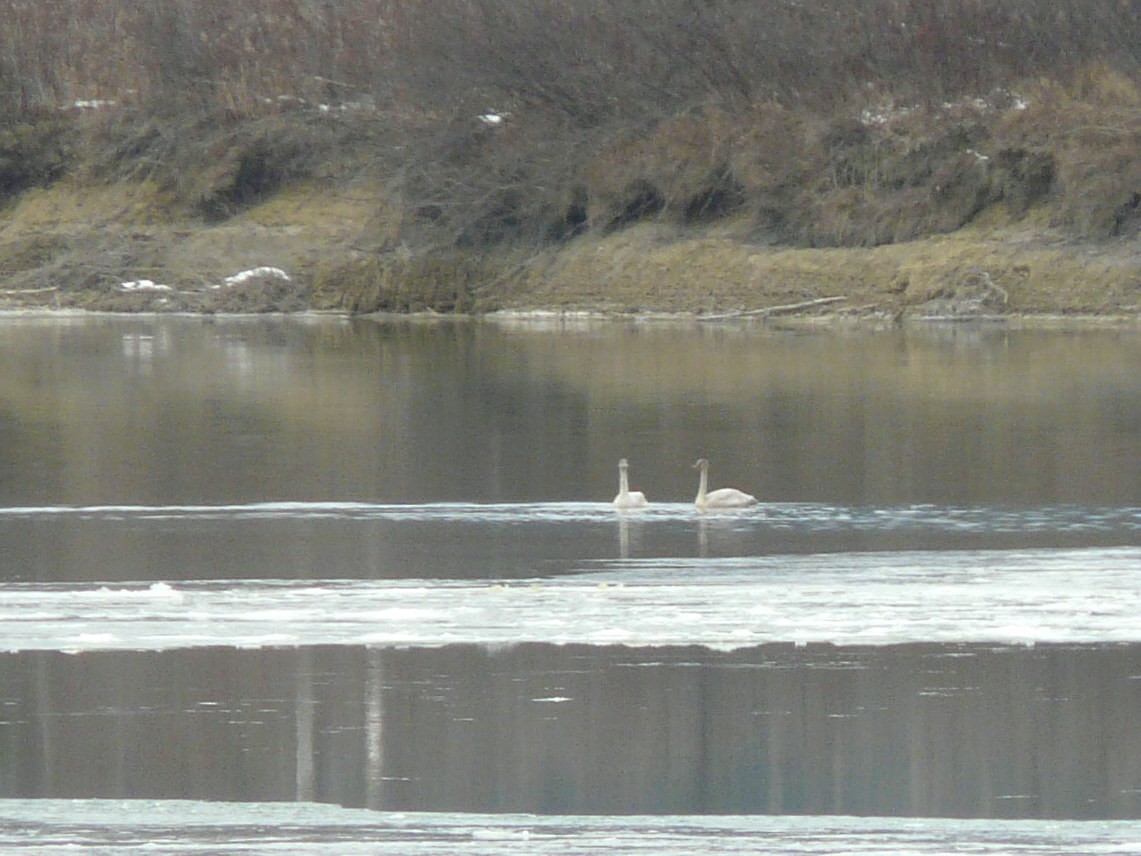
[379, 644, 1141, 817]
[365, 647, 384, 810]
[294, 646, 386, 809]
[6, 644, 1140, 817]
[295, 647, 315, 800]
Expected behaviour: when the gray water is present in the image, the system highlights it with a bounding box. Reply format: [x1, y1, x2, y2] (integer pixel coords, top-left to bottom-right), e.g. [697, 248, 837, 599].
[1, 315, 1139, 851]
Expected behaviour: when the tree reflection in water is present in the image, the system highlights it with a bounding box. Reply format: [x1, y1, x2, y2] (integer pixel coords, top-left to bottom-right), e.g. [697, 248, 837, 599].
[3, 642, 1138, 818]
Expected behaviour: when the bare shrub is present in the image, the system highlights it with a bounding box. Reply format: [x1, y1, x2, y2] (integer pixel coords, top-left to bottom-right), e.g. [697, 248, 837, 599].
[389, 108, 600, 250]
[1, 0, 1139, 254]
[0, 116, 76, 197]
[993, 67, 1141, 239]
[380, 0, 1140, 251]
[581, 110, 743, 229]
[82, 104, 384, 222]
[313, 249, 503, 313]
[0, 0, 1136, 117]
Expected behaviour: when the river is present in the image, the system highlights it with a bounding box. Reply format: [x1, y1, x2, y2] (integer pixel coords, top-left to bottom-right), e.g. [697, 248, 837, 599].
[0, 314, 1138, 851]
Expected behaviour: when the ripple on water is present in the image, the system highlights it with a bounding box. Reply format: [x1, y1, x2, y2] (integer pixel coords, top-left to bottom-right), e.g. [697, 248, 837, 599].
[0, 500, 1137, 531]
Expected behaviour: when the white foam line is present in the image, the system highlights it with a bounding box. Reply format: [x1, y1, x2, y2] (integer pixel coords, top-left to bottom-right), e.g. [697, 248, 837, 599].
[0, 502, 1136, 530]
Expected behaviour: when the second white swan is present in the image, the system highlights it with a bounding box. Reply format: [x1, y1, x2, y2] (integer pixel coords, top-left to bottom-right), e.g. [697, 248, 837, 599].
[613, 458, 649, 508]
[693, 457, 757, 510]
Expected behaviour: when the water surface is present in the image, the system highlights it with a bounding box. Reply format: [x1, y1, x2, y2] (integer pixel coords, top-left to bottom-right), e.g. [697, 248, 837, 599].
[1, 315, 1138, 833]
[4, 643, 1140, 817]
[1, 315, 1137, 508]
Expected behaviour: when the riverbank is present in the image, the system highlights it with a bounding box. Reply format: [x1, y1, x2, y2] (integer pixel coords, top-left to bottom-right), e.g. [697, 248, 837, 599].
[0, 4, 1137, 324]
[1, 177, 1137, 324]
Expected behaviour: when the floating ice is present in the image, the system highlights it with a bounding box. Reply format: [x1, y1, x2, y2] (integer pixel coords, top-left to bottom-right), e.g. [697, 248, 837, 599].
[2, 546, 1139, 653]
[2, 502, 1136, 653]
[0, 798, 1137, 854]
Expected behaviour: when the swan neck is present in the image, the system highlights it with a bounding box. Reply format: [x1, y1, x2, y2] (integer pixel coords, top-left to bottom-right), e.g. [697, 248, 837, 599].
[696, 463, 708, 500]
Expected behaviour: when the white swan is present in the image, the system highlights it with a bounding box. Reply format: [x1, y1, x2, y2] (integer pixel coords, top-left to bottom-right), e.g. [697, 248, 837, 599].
[613, 458, 649, 508]
[693, 457, 757, 510]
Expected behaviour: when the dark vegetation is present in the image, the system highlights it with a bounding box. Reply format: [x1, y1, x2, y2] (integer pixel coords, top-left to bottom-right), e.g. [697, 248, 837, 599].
[0, 1, 1138, 313]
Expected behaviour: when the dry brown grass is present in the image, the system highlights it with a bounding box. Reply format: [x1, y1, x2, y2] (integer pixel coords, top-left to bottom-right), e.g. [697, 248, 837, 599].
[501, 215, 1140, 320]
[528, 63, 1140, 255]
[991, 66, 1141, 240]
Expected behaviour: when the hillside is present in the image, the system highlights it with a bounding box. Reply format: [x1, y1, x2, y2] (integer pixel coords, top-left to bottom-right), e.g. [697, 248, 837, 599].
[0, 1, 1138, 322]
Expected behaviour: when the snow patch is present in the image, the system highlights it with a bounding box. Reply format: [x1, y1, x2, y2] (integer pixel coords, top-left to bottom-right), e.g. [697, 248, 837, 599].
[119, 279, 173, 292]
[211, 267, 291, 290]
[72, 99, 116, 110]
[860, 90, 1028, 127]
[478, 111, 509, 126]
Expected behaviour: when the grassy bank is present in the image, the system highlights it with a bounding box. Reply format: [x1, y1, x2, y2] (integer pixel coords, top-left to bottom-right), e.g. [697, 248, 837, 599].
[1, 147, 1136, 321]
[0, 1, 1137, 320]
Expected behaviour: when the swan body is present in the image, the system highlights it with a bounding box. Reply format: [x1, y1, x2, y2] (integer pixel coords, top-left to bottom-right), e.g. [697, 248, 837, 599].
[693, 457, 756, 510]
[613, 458, 649, 508]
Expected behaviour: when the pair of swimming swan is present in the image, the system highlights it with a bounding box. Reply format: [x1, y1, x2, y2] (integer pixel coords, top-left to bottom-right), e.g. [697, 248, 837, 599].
[613, 457, 757, 510]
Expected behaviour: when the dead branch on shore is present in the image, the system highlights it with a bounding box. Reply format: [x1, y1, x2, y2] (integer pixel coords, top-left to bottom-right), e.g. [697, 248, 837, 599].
[977, 270, 1009, 305]
[697, 295, 846, 321]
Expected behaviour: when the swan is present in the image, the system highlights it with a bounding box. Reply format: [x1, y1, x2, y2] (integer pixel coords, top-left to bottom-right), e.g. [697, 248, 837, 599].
[693, 457, 757, 510]
[613, 458, 649, 508]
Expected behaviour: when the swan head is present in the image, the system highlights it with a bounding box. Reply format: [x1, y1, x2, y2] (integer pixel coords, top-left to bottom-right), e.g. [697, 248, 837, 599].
[619, 458, 629, 469]
[693, 458, 709, 470]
